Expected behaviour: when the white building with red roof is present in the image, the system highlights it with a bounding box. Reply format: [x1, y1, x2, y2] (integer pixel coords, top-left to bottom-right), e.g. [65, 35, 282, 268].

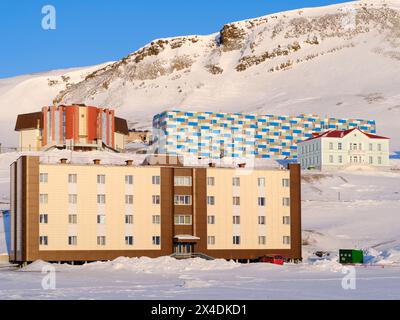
[298, 128, 390, 170]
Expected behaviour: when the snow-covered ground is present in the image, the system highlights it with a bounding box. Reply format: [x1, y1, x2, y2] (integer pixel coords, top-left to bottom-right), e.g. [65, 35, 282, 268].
[0, 151, 399, 299]
[0, 257, 400, 300]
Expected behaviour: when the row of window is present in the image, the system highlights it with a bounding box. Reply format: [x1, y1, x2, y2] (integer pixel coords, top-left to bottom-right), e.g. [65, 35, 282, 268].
[207, 235, 291, 246]
[39, 214, 291, 226]
[39, 235, 161, 246]
[40, 214, 160, 225]
[208, 177, 290, 188]
[301, 142, 383, 155]
[40, 194, 161, 205]
[40, 174, 162, 185]
[39, 235, 290, 247]
[301, 155, 384, 167]
[207, 196, 290, 207]
[40, 173, 290, 189]
[40, 194, 290, 208]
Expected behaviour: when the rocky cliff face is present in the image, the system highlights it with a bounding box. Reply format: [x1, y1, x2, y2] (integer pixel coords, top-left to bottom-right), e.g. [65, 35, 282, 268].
[53, 1, 400, 118]
[2, 1, 400, 149]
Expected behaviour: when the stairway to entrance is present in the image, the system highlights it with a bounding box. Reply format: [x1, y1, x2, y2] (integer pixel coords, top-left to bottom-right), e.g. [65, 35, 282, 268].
[170, 252, 215, 261]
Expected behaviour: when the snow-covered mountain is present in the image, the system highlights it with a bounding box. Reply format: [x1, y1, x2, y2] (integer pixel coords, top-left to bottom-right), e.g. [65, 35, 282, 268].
[1, 0, 400, 149]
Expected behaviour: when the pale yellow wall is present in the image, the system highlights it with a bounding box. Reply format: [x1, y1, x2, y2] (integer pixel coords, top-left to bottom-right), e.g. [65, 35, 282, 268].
[206, 168, 291, 250]
[19, 129, 41, 151]
[298, 130, 391, 170]
[39, 164, 161, 251]
[114, 132, 125, 151]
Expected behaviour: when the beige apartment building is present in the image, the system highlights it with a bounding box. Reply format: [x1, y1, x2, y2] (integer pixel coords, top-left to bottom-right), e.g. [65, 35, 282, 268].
[9, 156, 301, 263]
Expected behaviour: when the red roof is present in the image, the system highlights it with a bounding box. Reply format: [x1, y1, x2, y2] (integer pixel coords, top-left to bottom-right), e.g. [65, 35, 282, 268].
[304, 128, 389, 142]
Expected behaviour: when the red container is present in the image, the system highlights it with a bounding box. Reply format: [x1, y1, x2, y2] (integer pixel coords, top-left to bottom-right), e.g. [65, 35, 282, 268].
[259, 255, 285, 265]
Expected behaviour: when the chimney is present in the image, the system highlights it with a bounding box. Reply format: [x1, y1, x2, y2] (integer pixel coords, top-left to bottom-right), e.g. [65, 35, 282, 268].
[238, 163, 246, 168]
[93, 159, 101, 165]
[209, 162, 216, 168]
[125, 160, 134, 166]
[60, 158, 68, 164]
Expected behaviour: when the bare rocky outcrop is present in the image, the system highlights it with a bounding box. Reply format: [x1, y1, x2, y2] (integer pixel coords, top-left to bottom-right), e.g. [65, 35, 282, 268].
[219, 23, 247, 51]
[53, 2, 400, 107]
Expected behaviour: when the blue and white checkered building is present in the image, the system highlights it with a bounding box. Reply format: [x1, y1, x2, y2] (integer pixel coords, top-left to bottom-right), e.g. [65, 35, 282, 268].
[152, 110, 376, 160]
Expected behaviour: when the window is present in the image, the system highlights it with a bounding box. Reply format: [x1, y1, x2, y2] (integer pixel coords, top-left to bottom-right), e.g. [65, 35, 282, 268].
[207, 215, 215, 225]
[338, 155, 343, 164]
[207, 177, 215, 186]
[258, 178, 266, 187]
[39, 236, 48, 246]
[282, 197, 290, 207]
[208, 236, 215, 245]
[97, 236, 106, 246]
[378, 156, 382, 165]
[68, 236, 77, 246]
[174, 215, 192, 225]
[369, 143, 373, 151]
[68, 214, 77, 224]
[39, 173, 48, 183]
[329, 155, 334, 163]
[258, 197, 266, 206]
[152, 236, 161, 245]
[97, 194, 106, 204]
[283, 236, 291, 245]
[282, 179, 290, 187]
[125, 215, 133, 224]
[329, 142, 333, 150]
[233, 236, 241, 245]
[233, 197, 241, 206]
[232, 177, 240, 187]
[283, 216, 291, 225]
[174, 176, 192, 186]
[68, 174, 77, 184]
[39, 194, 48, 204]
[152, 215, 161, 224]
[125, 195, 134, 205]
[369, 156, 373, 164]
[207, 196, 215, 206]
[97, 215, 106, 225]
[258, 236, 266, 245]
[125, 236, 134, 246]
[69, 194, 77, 204]
[39, 214, 48, 224]
[152, 195, 161, 205]
[378, 144, 382, 152]
[174, 195, 191, 205]
[258, 216, 266, 225]
[125, 175, 133, 185]
[233, 216, 241, 225]
[152, 176, 160, 185]
[97, 175, 106, 184]
[338, 143, 342, 150]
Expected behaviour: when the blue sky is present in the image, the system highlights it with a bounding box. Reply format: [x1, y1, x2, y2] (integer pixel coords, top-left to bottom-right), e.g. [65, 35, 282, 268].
[0, 0, 352, 78]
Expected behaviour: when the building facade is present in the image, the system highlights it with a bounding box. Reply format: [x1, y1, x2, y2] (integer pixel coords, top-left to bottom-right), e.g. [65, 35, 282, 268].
[9, 156, 301, 263]
[152, 110, 376, 160]
[298, 128, 390, 170]
[15, 105, 129, 152]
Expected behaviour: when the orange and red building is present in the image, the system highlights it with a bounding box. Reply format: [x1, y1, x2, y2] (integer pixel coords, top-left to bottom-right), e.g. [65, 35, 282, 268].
[15, 105, 129, 152]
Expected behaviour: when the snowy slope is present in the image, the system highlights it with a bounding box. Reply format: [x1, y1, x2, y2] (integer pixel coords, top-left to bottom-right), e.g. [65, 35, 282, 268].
[1, 0, 400, 150]
[0, 63, 111, 147]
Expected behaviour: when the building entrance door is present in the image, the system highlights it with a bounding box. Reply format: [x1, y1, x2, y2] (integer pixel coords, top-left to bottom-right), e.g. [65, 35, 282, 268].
[174, 243, 194, 255]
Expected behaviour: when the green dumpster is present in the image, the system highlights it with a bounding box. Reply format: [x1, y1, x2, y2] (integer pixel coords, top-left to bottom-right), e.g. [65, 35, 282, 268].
[339, 249, 364, 264]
